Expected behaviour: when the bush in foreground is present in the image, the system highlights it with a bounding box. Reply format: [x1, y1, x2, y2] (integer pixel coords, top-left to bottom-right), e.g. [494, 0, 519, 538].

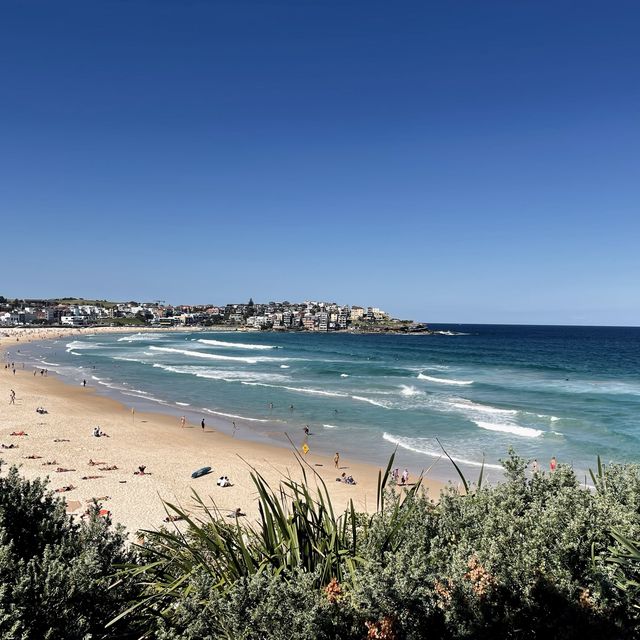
[0, 463, 138, 640]
[122, 452, 640, 639]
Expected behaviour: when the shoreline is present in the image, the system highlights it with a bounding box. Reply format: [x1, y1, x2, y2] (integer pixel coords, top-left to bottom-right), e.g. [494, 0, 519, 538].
[1, 327, 446, 534]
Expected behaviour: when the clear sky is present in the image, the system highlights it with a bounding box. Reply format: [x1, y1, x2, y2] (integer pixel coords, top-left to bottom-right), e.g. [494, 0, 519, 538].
[1, 1, 638, 325]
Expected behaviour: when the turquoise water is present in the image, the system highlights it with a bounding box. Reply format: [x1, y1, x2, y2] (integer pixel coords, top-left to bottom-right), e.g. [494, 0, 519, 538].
[17, 325, 640, 481]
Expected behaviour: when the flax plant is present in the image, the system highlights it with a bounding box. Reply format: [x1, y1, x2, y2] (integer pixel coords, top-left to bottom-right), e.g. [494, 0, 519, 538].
[108, 451, 417, 629]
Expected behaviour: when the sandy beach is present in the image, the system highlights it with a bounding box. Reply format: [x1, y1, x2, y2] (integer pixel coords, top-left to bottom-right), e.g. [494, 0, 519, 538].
[0, 327, 443, 535]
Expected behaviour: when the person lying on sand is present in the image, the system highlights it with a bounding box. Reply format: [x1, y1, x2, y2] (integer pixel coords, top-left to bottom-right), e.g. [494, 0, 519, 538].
[88, 459, 107, 466]
[163, 514, 185, 523]
[99, 465, 118, 471]
[55, 485, 76, 493]
[10, 431, 28, 436]
[42, 460, 58, 466]
[134, 465, 149, 475]
[53, 438, 70, 442]
[337, 473, 357, 485]
[55, 467, 76, 473]
[81, 475, 104, 480]
[1, 443, 18, 449]
[36, 407, 48, 414]
[226, 508, 246, 518]
[86, 496, 110, 502]
[24, 454, 42, 459]
[92, 427, 110, 438]
[217, 475, 232, 487]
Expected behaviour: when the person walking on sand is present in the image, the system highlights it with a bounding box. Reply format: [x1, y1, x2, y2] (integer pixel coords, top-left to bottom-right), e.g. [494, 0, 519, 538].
[201, 418, 205, 430]
[82, 379, 86, 387]
[401, 468, 409, 486]
[334, 452, 340, 469]
[532, 459, 539, 474]
[180, 416, 186, 429]
[9, 389, 16, 404]
[550, 456, 557, 472]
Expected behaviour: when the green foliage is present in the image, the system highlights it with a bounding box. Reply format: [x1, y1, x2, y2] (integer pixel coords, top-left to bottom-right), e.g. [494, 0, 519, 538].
[0, 466, 138, 639]
[120, 452, 640, 639]
[111, 461, 365, 631]
[5, 453, 640, 639]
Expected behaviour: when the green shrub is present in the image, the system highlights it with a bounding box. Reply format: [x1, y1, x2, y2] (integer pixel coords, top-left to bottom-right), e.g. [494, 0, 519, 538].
[0, 465, 138, 640]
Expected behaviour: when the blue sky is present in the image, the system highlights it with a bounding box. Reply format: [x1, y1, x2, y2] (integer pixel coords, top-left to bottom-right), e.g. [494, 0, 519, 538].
[1, 1, 638, 325]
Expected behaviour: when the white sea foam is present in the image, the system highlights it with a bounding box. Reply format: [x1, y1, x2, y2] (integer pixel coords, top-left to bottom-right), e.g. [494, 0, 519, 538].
[239, 381, 348, 398]
[149, 345, 287, 364]
[474, 421, 543, 438]
[340, 373, 349, 378]
[280, 365, 290, 369]
[446, 399, 517, 416]
[418, 373, 473, 386]
[66, 340, 101, 352]
[382, 432, 502, 469]
[323, 424, 339, 429]
[432, 330, 470, 336]
[282, 386, 346, 397]
[351, 395, 391, 409]
[40, 361, 60, 366]
[202, 408, 270, 423]
[69, 351, 81, 356]
[152, 364, 290, 384]
[400, 385, 424, 397]
[117, 333, 165, 342]
[435, 398, 543, 438]
[113, 356, 148, 363]
[198, 338, 275, 350]
[176, 401, 190, 406]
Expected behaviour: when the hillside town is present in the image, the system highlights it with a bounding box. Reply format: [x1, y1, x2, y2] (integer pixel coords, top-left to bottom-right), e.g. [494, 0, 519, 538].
[0, 296, 428, 333]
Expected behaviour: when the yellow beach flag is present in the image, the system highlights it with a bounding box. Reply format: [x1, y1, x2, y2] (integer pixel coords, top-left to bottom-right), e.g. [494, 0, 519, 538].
[302, 443, 310, 455]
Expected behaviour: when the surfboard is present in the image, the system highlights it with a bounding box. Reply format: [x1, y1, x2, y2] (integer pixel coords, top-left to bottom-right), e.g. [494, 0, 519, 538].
[191, 466, 212, 478]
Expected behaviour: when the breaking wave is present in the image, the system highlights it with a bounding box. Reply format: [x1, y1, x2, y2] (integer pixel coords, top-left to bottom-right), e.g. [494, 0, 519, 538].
[382, 432, 502, 469]
[418, 373, 473, 386]
[198, 338, 276, 350]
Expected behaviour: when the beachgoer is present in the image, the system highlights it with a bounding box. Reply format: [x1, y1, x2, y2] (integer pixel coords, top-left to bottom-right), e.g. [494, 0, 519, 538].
[232, 421, 237, 436]
[401, 468, 409, 486]
[9, 389, 16, 404]
[201, 418, 205, 430]
[334, 452, 340, 469]
[82, 379, 86, 387]
[550, 456, 557, 472]
[289, 404, 294, 412]
[532, 459, 539, 474]
[391, 468, 399, 484]
[138, 465, 146, 475]
[303, 426, 310, 436]
[180, 416, 186, 428]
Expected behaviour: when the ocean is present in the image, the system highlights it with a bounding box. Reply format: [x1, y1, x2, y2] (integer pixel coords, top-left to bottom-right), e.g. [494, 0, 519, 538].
[16, 325, 640, 482]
